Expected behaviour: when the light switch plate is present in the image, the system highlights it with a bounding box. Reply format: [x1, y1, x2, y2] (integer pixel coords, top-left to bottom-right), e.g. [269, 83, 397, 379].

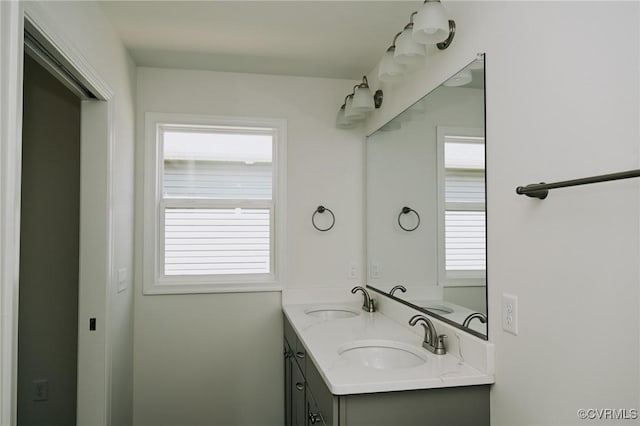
[369, 262, 380, 279]
[117, 268, 128, 293]
[349, 262, 358, 279]
[502, 293, 519, 335]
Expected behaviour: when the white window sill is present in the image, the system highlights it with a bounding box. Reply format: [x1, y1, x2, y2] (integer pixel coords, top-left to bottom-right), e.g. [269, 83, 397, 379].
[144, 281, 283, 295]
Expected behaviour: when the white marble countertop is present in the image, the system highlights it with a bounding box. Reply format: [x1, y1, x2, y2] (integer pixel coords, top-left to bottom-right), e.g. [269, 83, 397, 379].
[283, 302, 494, 395]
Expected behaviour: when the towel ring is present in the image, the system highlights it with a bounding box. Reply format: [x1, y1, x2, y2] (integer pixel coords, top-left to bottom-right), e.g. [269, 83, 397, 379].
[312, 205, 335, 232]
[398, 206, 420, 232]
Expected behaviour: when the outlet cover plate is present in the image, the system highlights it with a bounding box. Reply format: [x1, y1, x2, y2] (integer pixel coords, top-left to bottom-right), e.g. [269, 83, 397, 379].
[502, 293, 519, 335]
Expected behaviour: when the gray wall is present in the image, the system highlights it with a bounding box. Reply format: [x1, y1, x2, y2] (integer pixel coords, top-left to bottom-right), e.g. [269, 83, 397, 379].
[17, 55, 80, 426]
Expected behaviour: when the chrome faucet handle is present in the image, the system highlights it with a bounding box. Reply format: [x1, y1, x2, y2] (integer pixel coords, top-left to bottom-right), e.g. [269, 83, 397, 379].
[351, 286, 376, 313]
[409, 314, 445, 355]
[434, 334, 447, 355]
[389, 285, 407, 296]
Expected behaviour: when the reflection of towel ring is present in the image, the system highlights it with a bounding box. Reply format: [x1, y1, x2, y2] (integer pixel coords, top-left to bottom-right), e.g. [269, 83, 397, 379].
[312, 205, 335, 232]
[398, 206, 420, 232]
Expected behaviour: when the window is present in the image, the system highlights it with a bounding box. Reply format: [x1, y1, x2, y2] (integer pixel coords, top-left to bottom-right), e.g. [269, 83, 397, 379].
[143, 113, 286, 294]
[437, 127, 486, 286]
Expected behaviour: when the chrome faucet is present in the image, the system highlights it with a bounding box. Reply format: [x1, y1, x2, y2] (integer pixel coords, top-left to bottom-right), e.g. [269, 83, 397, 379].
[389, 285, 407, 296]
[351, 286, 375, 313]
[409, 314, 446, 355]
[462, 312, 487, 328]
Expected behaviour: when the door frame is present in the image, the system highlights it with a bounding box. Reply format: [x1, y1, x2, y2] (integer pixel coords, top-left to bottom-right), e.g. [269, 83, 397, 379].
[0, 2, 115, 425]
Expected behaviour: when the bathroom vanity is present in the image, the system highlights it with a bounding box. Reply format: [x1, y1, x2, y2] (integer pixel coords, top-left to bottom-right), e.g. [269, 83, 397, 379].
[283, 303, 491, 426]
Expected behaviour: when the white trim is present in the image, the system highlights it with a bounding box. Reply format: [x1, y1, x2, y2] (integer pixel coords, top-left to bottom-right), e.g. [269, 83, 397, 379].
[1, 3, 116, 425]
[0, 2, 24, 424]
[436, 126, 486, 288]
[143, 112, 287, 295]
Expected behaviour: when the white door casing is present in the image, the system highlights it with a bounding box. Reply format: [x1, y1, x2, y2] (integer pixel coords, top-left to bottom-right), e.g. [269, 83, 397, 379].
[0, 3, 115, 425]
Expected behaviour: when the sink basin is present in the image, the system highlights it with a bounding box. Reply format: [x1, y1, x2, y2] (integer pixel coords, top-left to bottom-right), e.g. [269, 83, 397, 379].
[338, 340, 428, 370]
[423, 304, 454, 315]
[304, 305, 360, 320]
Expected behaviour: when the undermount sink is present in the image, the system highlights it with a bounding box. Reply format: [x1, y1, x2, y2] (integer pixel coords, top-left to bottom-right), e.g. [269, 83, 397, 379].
[304, 305, 360, 320]
[423, 304, 454, 315]
[338, 340, 428, 370]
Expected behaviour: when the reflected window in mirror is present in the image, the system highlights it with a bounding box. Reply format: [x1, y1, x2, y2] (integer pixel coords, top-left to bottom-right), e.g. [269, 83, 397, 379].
[365, 54, 488, 339]
[437, 127, 486, 286]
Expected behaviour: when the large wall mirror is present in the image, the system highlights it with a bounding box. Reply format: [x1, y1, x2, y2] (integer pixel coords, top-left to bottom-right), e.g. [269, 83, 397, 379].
[366, 54, 487, 339]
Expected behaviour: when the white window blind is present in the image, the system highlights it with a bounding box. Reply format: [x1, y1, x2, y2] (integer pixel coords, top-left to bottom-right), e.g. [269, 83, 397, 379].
[445, 210, 486, 271]
[164, 208, 270, 276]
[442, 133, 486, 278]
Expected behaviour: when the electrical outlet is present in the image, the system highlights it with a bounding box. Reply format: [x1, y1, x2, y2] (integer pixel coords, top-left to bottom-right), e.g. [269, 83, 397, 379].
[502, 293, 518, 335]
[32, 379, 48, 401]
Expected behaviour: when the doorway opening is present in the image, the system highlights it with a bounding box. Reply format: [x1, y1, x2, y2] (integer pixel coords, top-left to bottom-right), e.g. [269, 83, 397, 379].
[17, 52, 82, 426]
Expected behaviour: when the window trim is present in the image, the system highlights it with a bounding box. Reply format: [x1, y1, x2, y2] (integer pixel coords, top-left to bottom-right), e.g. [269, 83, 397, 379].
[143, 112, 287, 294]
[436, 126, 486, 288]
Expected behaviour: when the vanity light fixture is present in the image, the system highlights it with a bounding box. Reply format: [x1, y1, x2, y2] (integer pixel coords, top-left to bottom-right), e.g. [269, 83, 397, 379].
[413, 0, 456, 49]
[378, 32, 408, 83]
[394, 12, 426, 65]
[335, 101, 359, 129]
[351, 76, 376, 113]
[344, 93, 367, 121]
[335, 76, 383, 129]
[376, 1, 456, 86]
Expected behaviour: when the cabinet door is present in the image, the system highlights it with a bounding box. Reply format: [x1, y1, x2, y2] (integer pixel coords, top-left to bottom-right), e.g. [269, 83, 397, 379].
[284, 341, 293, 426]
[292, 358, 306, 426]
[305, 357, 335, 426]
[306, 387, 328, 426]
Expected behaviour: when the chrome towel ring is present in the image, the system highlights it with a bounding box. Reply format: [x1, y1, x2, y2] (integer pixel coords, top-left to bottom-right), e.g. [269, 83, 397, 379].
[312, 205, 335, 232]
[398, 206, 420, 232]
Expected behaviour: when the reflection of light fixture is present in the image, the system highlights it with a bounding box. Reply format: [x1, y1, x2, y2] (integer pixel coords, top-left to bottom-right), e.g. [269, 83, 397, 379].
[378, 32, 408, 83]
[378, 119, 402, 132]
[335, 76, 383, 129]
[394, 12, 426, 65]
[413, 0, 456, 49]
[443, 69, 472, 87]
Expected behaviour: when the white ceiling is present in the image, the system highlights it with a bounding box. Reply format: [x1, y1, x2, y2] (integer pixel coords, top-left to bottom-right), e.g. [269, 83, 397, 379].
[99, 1, 419, 80]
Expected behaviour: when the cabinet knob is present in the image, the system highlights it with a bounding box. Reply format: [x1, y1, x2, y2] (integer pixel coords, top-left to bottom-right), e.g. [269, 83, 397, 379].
[295, 382, 304, 391]
[295, 351, 305, 359]
[308, 411, 323, 424]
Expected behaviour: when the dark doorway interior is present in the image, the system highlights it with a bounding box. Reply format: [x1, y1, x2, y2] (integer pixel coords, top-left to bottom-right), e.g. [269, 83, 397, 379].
[17, 54, 81, 426]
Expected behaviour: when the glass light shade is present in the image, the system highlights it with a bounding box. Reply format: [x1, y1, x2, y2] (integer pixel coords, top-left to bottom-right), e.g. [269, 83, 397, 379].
[344, 95, 366, 121]
[412, 1, 449, 45]
[443, 69, 472, 87]
[394, 28, 425, 65]
[351, 86, 374, 113]
[336, 106, 358, 129]
[378, 49, 407, 83]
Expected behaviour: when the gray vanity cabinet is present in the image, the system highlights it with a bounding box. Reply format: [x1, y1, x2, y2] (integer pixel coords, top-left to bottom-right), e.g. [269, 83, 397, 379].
[284, 337, 308, 426]
[283, 316, 489, 426]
